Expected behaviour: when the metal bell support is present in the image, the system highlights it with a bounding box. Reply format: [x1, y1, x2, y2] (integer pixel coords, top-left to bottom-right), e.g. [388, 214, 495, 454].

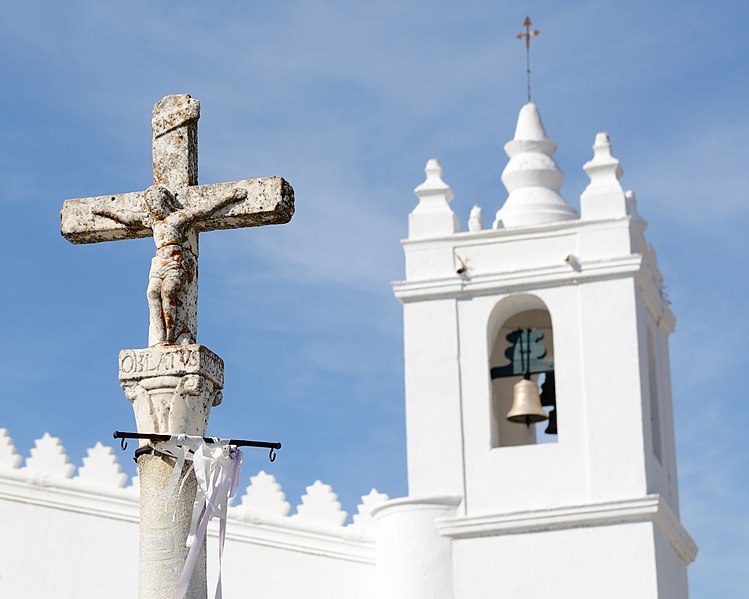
[507, 376, 548, 425]
[544, 407, 557, 435]
[540, 372, 557, 435]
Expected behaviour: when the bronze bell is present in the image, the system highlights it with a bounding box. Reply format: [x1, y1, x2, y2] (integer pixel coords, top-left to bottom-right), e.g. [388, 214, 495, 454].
[507, 377, 548, 424]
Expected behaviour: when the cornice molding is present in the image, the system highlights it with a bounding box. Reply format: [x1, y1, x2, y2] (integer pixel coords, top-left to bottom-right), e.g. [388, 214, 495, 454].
[435, 494, 697, 564]
[393, 255, 644, 303]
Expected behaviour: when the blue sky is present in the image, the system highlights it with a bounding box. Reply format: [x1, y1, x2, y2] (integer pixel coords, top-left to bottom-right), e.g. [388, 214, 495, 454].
[1, 0, 747, 595]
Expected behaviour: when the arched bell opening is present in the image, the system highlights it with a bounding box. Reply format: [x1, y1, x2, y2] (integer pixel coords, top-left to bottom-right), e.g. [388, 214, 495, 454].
[488, 302, 558, 449]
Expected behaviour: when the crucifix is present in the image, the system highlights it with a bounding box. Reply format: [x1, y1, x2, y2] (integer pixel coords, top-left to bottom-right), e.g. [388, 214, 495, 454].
[62, 94, 294, 346]
[60, 94, 295, 599]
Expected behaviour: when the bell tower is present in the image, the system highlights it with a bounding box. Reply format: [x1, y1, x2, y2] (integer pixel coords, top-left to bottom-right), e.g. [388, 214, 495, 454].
[379, 102, 697, 599]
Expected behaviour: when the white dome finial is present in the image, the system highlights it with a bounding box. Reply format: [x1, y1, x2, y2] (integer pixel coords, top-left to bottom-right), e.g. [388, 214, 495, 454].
[493, 103, 578, 228]
[513, 102, 549, 141]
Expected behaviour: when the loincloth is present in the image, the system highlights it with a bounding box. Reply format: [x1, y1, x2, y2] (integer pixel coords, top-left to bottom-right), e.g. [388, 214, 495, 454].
[149, 245, 194, 283]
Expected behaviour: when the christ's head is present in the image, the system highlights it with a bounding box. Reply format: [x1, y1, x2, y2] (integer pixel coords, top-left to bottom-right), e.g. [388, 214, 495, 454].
[145, 185, 177, 219]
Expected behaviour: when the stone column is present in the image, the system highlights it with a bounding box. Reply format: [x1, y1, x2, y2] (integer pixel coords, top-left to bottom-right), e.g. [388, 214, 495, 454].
[120, 345, 224, 599]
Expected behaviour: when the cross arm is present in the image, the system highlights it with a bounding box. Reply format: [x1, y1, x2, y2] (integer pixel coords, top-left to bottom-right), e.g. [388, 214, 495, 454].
[60, 191, 151, 244]
[60, 176, 295, 244]
[186, 176, 294, 233]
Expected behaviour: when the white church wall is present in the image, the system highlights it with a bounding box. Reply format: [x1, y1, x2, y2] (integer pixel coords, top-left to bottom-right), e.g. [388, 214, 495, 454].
[654, 524, 691, 599]
[0, 484, 139, 596]
[0, 431, 381, 598]
[653, 321, 680, 514]
[402, 299, 465, 498]
[210, 525, 375, 599]
[629, 223, 677, 502]
[636, 289, 681, 516]
[0, 460, 140, 597]
[578, 276, 650, 503]
[449, 521, 660, 599]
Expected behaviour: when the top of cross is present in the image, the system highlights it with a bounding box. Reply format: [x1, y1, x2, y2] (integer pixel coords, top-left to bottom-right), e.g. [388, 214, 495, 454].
[151, 94, 201, 189]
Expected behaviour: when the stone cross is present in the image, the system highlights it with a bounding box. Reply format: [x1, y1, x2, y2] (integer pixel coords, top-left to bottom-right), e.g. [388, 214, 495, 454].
[60, 94, 295, 599]
[61, 94, 294, 346]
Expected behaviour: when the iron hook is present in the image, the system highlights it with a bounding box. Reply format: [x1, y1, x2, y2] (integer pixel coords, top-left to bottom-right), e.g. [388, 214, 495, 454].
[268, 447, 277, 463]
[120, 437, 128, 451]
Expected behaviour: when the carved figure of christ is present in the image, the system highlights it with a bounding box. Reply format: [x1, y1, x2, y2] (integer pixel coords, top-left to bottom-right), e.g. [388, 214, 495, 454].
[92, 185, 247, 344]
[61, 94, 294, 346]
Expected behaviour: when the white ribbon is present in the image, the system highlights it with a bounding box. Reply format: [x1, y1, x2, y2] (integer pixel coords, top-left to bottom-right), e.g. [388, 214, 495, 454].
[156, 435, 244, 599]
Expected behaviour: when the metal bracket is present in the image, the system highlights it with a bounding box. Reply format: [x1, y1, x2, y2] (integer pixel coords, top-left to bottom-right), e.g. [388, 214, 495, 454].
[113, 431, 282, 463]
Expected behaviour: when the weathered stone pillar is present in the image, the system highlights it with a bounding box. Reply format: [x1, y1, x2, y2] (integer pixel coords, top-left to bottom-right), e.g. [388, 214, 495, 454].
[120, 345, 224, 599]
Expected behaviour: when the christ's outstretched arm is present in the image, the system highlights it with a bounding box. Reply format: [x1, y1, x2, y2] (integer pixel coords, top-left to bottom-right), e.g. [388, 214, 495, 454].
[180, 188, 248, 225]
[93, 205, 146, 228]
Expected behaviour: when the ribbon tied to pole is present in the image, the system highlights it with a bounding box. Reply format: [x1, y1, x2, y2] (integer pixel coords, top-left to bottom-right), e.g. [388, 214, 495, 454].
[157, 434, 244, 599]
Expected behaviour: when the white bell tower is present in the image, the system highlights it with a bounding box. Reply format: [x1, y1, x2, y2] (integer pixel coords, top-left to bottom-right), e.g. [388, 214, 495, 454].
[376, 102, 696, 599]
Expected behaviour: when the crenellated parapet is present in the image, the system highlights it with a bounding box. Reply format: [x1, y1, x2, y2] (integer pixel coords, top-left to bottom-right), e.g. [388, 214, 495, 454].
[0, 429, 384, 597]
[0, 428, 388, 538]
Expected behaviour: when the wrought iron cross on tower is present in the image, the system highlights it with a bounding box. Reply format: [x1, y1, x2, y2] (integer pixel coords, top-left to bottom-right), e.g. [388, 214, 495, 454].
[516, 16, 540, 103]
[60, 94, 294, 599]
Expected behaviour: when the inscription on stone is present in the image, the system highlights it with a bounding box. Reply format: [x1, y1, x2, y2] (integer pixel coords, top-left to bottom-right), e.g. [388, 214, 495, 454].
[119, 345, 224, 388]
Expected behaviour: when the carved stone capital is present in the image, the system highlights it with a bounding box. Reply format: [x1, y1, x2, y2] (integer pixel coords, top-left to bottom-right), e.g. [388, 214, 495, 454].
[118, 345, 223, 439]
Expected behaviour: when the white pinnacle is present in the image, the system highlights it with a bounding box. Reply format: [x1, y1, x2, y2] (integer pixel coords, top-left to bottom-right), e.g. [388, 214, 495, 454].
[408, 158, 459, 239]
[580, 132, 632, 220]
[493, 102, 578, 228]
[414, 158, 454, 200]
